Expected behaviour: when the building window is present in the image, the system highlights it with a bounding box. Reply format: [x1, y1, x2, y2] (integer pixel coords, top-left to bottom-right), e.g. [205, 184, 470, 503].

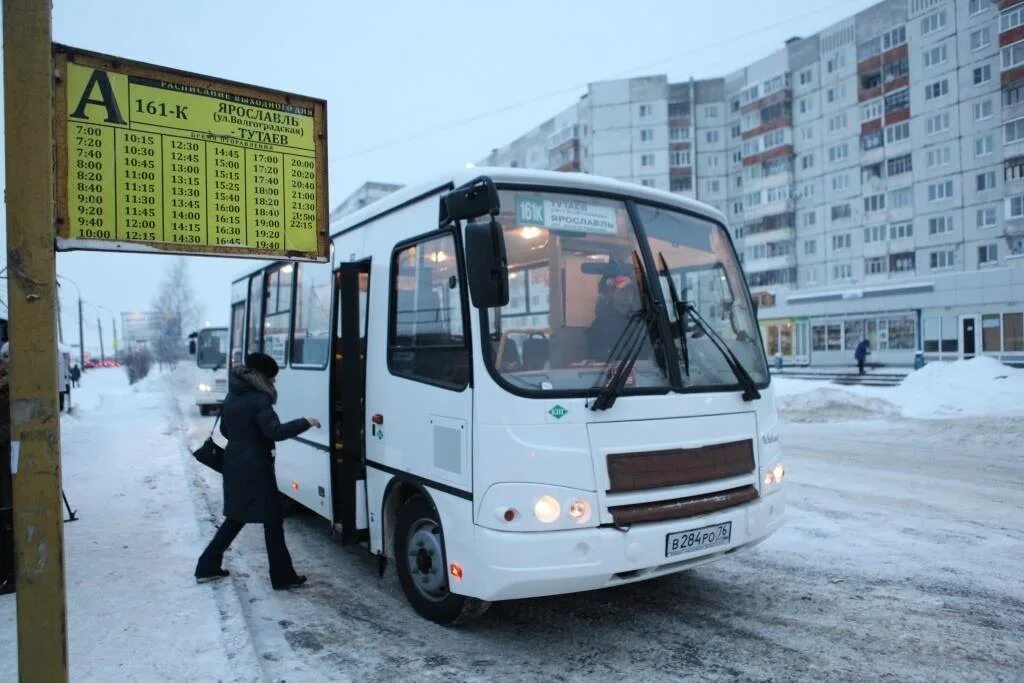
[1001, 40, 1024, 71]
[802, 183, 815, 199]
[705, 105, 719, 118]
[762, 129, 785, 149]
[641, 179, 655, 187]
[1005, 312, 1024, 351]
[388, 233, 468, 389]
[923, 44, 947, 69]
[926, 111, 951, 135]
[927, 180, 954, 202]
[861, 131, 884, 151]
[832, 173, 849, 191]
[883, 26, 906, 50]
[668, 101, 690, 118]
[640, 129, 654, 142]
[884, 89, 910, 113]
[706, 130, 720, 143]
[926, 146, 952, 168]
[1006, 193, 1024, 218]
[887, 154, 912, 176]
[670, 150, 691, 166]
[1002, 6, 1024, 32]
[733, 150, 743, 163]
[885, 122, 910, 144]
[976, 135, 994, 157]
[973, 64, 992, 85]
[828, 113, 848, 132]
[890, 221, 913, 240]
[968, 0, 986, 15]
[803, 211, 816, 227]
[829, 143, 849, 162]
[864, 225, 887, 243]
[804, 239, 817, 255]
[890, 252, 915, 273]
[864, 194, 886, 213]
[639, 104, 652, 118]
[929, 250, 956, 270]
[640, 153, 655, 167]
[924, 79, 949, 101]
[974, 99, 994, 122]
[866, 257, 887, 275]
[889, 187, 913, 209]
[731, 124, 741, 138]
[706, 179, 721, 193]
[670, 177, 692, 192]
[733, 201, 743, 214]
[832, 233, 852, 250]
[977, 207, 997, 229]
[669, 126, 689, 141]
[862, 162, 883, 184]
[707, 155, 721, 169]
[978, 244, 998, 265]
[970, 28, 991, 51]
[1004, 117, 1024, 144]
[977, 170, 997, 192]
[862, 100, 883, 121]
[799, 68, 812, 85]
[831, 203, 852, 220]
[801, 154, 815, 170]
[832, 263, 853, 280]
[920, 10, 946, 36]
[929, 215, 954, 234]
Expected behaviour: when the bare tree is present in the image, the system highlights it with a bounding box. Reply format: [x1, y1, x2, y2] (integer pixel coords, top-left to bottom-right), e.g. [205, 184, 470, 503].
[151, 258, 201, 369]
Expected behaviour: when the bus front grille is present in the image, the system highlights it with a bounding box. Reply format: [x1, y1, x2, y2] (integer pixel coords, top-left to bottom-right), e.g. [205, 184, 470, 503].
[608, 485, 758, 526]
[606, 439, 754, 493]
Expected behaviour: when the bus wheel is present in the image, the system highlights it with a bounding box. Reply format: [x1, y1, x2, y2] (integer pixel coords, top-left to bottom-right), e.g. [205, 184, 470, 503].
[198, 405, 210, 417]
[394, 495, 489, 625]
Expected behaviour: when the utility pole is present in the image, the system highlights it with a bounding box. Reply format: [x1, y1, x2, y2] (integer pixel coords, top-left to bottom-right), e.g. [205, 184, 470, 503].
[4, 1, 70, 681]
[97, 314, 105, 363]
[77, 296, 86, 369]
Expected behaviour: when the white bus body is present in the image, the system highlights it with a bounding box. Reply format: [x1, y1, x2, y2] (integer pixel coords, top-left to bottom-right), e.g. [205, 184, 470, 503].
[229, 169, 785, 624]
[190, 327, 229, 415]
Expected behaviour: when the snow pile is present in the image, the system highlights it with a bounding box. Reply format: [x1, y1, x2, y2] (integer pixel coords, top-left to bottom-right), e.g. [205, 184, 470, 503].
[775, 357, 1024, 421]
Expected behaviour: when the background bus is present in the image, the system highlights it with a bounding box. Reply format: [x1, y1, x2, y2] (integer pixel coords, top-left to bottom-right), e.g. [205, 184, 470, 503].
[188, 327, 229, 416]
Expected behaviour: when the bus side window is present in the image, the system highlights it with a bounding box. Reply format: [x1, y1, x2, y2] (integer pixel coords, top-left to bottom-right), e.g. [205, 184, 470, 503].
[388, 233, 469, 390]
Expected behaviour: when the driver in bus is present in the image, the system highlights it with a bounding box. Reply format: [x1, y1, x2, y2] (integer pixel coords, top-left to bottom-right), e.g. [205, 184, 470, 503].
[588, 271, 642, 359]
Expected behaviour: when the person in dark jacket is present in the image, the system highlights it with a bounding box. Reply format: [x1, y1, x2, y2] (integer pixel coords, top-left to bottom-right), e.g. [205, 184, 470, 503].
[855, 338, 871, 375]
[195, 352, 320, 589]
[69, 364, 81, 388]
[588, 272, 641, 359]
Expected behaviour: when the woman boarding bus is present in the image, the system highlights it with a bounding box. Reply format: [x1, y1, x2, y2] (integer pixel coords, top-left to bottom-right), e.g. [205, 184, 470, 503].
[229, 169, 785, 624]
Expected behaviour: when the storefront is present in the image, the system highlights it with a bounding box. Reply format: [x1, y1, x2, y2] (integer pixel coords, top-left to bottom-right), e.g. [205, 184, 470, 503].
[805, 311, 918, 367]
[759, 317, 809, 365]
[922, 309, 1024, 364]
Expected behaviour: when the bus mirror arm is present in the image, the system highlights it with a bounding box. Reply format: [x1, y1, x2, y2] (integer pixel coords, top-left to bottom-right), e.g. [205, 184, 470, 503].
[465, 217, 510, 309]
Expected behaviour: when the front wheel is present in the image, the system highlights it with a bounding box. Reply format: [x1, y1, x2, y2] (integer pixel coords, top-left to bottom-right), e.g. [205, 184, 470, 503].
[393, 495, 489, 625]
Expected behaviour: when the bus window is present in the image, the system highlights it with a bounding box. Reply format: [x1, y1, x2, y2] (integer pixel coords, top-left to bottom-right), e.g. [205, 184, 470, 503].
[196, 328, 228, 368]
[230, 302, 245, 369]
[292, 263, 332, 367]
[264, 265, 293, 365]
[247, 273, 264, 355]
[388, 233, 468, 389]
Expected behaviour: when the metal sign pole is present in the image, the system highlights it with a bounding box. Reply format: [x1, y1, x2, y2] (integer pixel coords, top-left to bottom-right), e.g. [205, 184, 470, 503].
[3, 0, 70, 681]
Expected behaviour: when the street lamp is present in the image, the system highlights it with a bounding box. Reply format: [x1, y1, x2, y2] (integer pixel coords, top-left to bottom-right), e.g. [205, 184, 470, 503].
[56, 275, 85, 370]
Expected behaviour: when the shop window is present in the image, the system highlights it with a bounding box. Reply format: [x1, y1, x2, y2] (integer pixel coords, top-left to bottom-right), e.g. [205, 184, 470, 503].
[1005, 313, 1024, 352]
[982, 314, 1001, 352]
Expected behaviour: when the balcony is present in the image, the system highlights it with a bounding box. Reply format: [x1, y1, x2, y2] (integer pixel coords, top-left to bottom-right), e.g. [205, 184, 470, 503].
[743, 253, 796, 273]
[738, 226, 795, 247]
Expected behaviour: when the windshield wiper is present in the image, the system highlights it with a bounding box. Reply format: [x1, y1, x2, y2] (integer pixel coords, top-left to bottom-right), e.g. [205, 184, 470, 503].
[589, 252, 656, 411]
[658, 252, 689, 378]
[684, 303, 761, 402]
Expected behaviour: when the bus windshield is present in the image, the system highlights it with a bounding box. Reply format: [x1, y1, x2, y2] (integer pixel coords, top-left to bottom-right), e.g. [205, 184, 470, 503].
[196, 327, 229, 369]
[482, 189, 767, 395]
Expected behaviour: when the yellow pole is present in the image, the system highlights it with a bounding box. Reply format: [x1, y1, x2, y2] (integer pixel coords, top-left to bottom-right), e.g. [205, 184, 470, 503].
[2, 1, 69, 681]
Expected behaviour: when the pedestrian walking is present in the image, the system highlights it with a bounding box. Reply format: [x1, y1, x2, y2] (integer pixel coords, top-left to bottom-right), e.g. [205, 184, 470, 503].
[855, 338, 871, 375]
[195, 352, 320, 589]
[70, 364, 81, 388]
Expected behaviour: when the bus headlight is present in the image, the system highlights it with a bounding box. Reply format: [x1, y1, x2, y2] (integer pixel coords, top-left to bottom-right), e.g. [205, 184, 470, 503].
[198, 383, 211, 392]
[479, 483, 599, 531]
[763, 462, 785, 491]
[534, 495, 561, 523]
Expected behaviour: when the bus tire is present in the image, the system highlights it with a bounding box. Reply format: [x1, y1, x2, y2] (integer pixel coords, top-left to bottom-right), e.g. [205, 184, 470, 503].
[394, 494, 489, 626]
[198, 405, 210, 417]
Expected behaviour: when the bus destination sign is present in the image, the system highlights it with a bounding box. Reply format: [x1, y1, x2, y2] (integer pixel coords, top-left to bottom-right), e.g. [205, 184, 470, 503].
[53, 44, 329, 261]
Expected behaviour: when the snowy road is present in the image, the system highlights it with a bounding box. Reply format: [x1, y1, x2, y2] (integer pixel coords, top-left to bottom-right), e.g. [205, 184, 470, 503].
[173, 373, 1024, 682]
[3, 368, 1022, 682]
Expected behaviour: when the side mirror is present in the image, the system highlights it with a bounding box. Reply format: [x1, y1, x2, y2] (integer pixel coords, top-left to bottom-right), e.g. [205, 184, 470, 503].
[465, 218, 509, 308]
[441, 176, 500, 222]
[188, 340, 196, 355]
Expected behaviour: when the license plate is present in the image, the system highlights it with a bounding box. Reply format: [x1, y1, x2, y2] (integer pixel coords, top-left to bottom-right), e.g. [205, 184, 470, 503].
[665, 521, 732, 557]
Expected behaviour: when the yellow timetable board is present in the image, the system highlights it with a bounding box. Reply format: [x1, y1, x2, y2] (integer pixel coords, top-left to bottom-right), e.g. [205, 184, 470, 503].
[54, 44, 328, 261]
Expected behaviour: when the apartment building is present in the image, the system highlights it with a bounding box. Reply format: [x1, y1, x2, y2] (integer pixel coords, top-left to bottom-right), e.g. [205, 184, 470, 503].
[479, 0, 1024, 367]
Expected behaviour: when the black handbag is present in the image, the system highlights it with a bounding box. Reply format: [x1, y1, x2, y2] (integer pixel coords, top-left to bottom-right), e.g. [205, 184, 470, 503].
[192, 415, 225, 473]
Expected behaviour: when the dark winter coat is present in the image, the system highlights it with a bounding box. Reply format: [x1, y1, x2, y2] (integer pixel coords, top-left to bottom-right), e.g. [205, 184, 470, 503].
[219, 368, 310, 523]
[855, 340, 870, 362]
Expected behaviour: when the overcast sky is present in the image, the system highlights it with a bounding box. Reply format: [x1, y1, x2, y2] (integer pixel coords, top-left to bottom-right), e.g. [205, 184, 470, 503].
[1, 0, 878, 354]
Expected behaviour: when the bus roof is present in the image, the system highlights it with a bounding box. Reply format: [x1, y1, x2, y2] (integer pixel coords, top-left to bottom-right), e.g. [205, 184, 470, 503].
[329, 167, 728, 238]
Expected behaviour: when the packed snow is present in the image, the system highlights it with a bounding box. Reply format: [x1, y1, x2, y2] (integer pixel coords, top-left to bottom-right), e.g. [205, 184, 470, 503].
[774, 356, 1024, 421]
[1, 359, 1022, 681]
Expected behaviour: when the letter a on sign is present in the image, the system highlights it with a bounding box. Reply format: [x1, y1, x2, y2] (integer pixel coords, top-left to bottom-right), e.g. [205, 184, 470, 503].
[69, 68, 126, 124]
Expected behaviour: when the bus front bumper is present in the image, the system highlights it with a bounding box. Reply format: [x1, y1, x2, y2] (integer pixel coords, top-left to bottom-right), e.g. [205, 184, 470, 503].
[462, 491, 785, 602]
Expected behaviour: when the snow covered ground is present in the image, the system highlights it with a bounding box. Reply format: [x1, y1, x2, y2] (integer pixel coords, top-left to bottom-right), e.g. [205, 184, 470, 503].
[1, 360, 1023, 681]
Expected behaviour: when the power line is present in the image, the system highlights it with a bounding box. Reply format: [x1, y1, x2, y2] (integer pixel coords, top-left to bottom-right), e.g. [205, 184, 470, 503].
[330, 0, 868, 163]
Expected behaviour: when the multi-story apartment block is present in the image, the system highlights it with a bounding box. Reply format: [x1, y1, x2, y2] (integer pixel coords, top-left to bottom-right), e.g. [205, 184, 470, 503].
[479, 0, 1024, 367]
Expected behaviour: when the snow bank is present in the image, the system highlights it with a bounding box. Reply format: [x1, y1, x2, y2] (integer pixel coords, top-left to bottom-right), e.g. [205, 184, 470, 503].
[774, 357, 1024, 421]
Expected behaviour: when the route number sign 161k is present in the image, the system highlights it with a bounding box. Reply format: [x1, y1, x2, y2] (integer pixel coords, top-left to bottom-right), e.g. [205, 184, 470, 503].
[53, 44, 329, 261]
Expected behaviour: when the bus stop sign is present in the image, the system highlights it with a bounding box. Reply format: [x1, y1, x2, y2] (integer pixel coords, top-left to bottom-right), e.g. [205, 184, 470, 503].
[53, 44, 329, 261]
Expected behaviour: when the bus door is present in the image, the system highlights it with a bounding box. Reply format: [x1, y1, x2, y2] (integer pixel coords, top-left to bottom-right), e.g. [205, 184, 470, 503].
[330, 261, 370, 544]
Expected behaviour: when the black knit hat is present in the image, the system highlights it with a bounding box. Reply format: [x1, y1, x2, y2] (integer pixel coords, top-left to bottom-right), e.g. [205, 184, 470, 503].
[245, 352, 279, 378]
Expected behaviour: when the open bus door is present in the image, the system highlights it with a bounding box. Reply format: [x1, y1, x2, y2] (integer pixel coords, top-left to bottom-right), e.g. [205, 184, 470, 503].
[330, 261, 371, 545]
